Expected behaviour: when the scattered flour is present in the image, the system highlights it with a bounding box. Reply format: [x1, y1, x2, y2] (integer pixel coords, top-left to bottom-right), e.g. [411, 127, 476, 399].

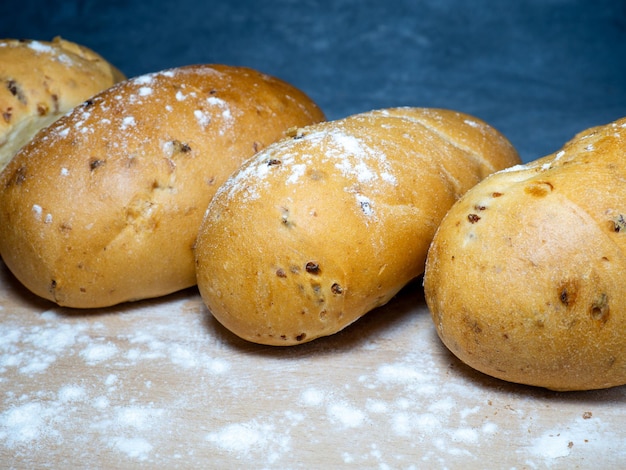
[1, 287, 622, 468]
[365, 399, 389, 414]
[300, 388, 325, 407]
[31, 204, 42, 221]
[449, 427, 479, 444]
[531, 434, 573, 459]
[481, 421, 498, 434]
[463, 118, 485, 130]
[120, 116, 136, 130]
[28, 41, 55, 55]
[327, 402, 366, 428]
[206, 422, 264, 453]
[0, 319, 87, 375]
[286, 163, 307, 184]
[429, 396, 457, 414]
[0, 402, 52, 447]
[110, 436, 153, 460]
[132, 75, 154, 86]
[115, 406, 164, 430]
[80, 342, 118, 364]
[105, 374, 118, 387]
[205, 419, 290, 465]
[215, 123, 398, 218]
[376, 362, 428, 384]
[57, 384, 86, 402]
[194, 110, 211, 127]
[525, 415, 615, 463]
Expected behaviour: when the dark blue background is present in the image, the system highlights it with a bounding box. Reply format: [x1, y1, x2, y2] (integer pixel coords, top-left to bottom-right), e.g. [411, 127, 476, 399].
[3, 0, 625, 162]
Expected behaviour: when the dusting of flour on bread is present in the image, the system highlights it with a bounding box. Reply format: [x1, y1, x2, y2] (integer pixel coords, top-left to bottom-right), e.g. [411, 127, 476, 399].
[215, 125, 398, 219]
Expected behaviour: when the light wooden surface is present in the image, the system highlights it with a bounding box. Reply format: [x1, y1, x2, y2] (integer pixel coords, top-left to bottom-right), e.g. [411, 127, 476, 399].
[1, 258, 625, 469]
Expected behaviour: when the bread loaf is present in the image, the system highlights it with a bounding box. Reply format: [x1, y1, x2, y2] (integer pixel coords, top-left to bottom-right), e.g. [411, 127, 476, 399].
[0, 64, 325, 308]
[424, 116, 626, 391]
[0, 37, 125, 172]
[194, 107, 519, 345]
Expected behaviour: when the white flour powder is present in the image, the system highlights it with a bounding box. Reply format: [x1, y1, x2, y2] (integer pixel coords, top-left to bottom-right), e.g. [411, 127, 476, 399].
[1, 284, 625, 468]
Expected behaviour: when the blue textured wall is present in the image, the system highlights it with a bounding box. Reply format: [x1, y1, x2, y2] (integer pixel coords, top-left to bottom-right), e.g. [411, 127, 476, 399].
[3, 0, 625, 162]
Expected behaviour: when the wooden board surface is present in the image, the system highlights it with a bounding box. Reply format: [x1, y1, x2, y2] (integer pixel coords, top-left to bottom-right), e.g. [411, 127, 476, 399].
[1, 258, 625, 468]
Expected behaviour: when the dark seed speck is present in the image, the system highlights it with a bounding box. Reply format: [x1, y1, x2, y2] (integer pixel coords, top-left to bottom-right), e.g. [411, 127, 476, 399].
[89, 159, 105, 171]
[305, 262, 321, 275]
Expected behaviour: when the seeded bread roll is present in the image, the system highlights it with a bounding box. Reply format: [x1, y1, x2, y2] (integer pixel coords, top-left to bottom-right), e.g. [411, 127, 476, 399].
[194, 107, 520, 345]
[424, 116, 626, 391]
[0, 37, 125, 172]
[0, 64, 325, 308]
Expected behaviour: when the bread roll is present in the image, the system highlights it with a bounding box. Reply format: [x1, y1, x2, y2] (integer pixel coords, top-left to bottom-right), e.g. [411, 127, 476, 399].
[0, 37, 125, 172]
[194, 107, 519, 345]
[0, 64, 325, 308]
[424, 116, 626, 391]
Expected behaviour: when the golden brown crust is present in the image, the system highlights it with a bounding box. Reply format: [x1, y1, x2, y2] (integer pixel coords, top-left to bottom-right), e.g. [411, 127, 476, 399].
[0, 64, 325, 308]
[424, 116, 626, 391]
[194, 107, 519, 345]
[0, 37, 125, 171]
